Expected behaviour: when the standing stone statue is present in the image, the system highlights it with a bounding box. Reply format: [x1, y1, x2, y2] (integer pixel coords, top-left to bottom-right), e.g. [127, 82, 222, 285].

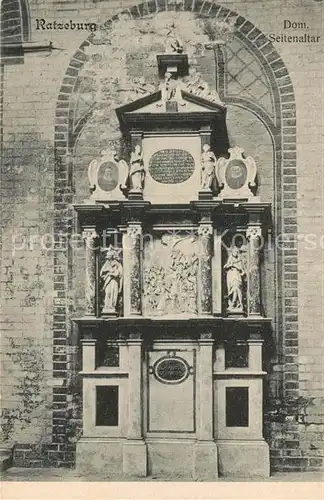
[200, 144, 217, 190]
[129, 145, 145, 192]
[165, 25, 184, 54]
[224, 246, 246, 312]
[100, 246, 123, 315]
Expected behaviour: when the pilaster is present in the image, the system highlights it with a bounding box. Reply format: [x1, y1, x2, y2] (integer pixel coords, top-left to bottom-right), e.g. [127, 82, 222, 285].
[82, 228, 99, 317]
[246, 224, 262, 317]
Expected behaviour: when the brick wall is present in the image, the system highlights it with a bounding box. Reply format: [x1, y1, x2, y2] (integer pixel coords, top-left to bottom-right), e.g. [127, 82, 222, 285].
[1, 0, 323, 472]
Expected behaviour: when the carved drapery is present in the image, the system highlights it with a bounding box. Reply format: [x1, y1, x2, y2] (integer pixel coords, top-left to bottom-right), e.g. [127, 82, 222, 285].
[246, 225, 262, 316]
[127, 224, 142, 316]
[198, 224, 213, 316]
[82, 228, 99, 316]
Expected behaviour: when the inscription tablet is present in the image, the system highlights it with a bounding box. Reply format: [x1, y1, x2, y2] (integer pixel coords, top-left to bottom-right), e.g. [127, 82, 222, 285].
[149, 149, 195, 184]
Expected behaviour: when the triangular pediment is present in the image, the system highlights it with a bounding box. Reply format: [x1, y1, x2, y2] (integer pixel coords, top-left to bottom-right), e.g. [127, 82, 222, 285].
[116, 89, 226, 127]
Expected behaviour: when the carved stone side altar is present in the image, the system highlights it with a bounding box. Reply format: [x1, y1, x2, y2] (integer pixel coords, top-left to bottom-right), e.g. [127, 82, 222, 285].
[73, 39, 272, 480]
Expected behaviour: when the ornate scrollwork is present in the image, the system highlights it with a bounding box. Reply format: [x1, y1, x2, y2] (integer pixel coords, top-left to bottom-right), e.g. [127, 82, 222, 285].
[216, 146, 258, 200]
[87, 149, 128, 200]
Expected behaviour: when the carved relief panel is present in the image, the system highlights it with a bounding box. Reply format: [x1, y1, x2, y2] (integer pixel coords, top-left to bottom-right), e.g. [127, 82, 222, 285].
[143, 231, 201, 317]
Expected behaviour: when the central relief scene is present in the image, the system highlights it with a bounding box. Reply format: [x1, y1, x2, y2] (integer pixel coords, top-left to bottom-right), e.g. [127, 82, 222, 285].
[143, 232, 200, 316]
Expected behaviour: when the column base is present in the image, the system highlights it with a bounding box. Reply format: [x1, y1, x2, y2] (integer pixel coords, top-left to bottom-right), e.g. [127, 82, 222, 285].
[101, 308, 118, 317]
[123, 439, 147, 477]
[217, 440, 270, 478]
[76, 438, 123, 476]
[128, 191, 143, 200]
[198, 189, 213, 200]
[194, 441, 218, 480]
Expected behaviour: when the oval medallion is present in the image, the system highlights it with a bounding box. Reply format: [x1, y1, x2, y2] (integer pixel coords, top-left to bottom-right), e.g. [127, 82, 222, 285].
[149, 149, 195, 184]
[97, 161, 119, 192]
[225, 159, 247, 190]
[154, 356, 189, 384]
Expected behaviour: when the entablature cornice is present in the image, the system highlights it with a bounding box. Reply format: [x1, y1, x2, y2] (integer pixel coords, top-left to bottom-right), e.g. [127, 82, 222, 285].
[73, 201, 272, 232]
[72, 315, 272, 343]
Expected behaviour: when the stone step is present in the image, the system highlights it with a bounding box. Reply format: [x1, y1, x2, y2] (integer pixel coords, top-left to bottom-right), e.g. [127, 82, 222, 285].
[0, 447, 13, 472]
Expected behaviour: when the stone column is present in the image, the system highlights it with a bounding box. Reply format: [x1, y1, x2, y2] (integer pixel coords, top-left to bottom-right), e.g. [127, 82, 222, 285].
[123, 337, 147, 476]
[198, 223, 213, 316]
[82, 228, 99, 317]
[195, 335, 218, 480]
[246, 225, 262, 317]
[127, 223, 142, 316]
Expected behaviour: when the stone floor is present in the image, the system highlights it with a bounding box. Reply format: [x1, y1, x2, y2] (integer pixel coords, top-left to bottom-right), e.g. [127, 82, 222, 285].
[1, 467, 323, 482]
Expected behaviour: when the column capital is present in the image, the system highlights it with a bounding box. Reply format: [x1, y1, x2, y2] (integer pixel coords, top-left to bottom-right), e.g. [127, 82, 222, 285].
[198, 223, 213, 237]
[247, 338, 264, 346]
[127, 223, 142, 237]
[80, 338, 97, 346]
[82, 227, 99, 241]
[246, 225, 262, 240]
[127, 339, 143, 347]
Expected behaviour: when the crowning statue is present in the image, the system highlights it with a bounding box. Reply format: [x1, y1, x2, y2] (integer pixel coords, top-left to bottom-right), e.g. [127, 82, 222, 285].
[165, 25, 184, 54]
[224, 246, 246, 312]
[129, 145, 145, 192]
[100, 246, 123, 315]
[200, 144, 217, 190]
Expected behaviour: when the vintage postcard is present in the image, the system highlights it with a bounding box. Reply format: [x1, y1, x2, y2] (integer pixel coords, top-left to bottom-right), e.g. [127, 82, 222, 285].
[0, 0, 323, 497]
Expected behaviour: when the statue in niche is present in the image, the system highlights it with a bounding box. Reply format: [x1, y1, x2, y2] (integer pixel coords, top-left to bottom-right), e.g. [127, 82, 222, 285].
[200, 144, 217, 190]
[165, 25, 184, 54]
[100, 246, 123, 315]
[224, 246, 246, 312]
[129, 145, 145, 192]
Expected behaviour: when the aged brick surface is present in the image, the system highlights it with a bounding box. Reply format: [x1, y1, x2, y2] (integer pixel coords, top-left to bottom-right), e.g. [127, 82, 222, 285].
[0, 0, 323, 473]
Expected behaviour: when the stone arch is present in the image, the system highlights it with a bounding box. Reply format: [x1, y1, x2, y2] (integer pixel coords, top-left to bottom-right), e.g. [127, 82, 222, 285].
[52, 0, 297, 460]
[0, 0, 31, 62]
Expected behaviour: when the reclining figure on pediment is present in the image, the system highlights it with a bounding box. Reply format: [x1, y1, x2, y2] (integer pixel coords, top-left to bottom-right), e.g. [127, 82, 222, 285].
[185, 68, 223, 104]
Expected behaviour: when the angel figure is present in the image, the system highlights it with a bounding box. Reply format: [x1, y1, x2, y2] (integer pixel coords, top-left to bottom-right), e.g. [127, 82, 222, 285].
[165, 25, 184, 54]
[129, 145, 145, 192]
[100, 246, 123, 314]
[201, 144, 217, 190]
[224, 246, 246, 311]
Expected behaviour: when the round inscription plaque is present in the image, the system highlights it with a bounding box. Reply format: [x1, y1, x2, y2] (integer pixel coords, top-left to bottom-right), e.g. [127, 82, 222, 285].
[97, 161, 119, 192]
[225, 159, 247, 190]
[154, 356, 189, 384]
[148, 149, 195, 184]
